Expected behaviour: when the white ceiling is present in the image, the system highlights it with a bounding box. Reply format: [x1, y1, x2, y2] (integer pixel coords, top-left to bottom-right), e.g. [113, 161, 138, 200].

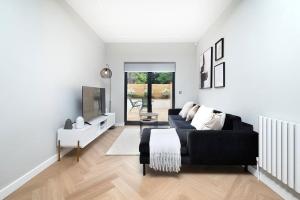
[66, 0, 233, 43]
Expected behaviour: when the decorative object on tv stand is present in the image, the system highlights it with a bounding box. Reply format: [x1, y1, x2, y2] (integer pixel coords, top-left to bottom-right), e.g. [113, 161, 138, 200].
[214, 62, 225, 88]
[215, 38, 224, 61]
[75, 116, 85, 129]
[199, 47, 213, 89]
[64, 119, 73, 129]
[100, 64, 112, 112]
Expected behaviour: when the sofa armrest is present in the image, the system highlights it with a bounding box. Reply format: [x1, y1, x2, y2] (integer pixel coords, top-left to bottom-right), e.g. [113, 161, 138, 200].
[240, 122, 253, 131]
[187, 130, 258, 165]
[168, 108, 181, 115]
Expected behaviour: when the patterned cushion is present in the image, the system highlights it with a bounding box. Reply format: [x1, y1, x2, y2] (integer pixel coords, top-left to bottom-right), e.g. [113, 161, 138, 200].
[186, 105, 200, 121]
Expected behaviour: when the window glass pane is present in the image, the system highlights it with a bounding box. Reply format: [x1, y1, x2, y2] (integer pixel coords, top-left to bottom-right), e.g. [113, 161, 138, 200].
[151, 72, 173, 122]
[127, 72, 148, 121]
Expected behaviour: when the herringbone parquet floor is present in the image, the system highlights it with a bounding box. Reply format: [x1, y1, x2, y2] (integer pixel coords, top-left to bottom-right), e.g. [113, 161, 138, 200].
[7, 126, 282, 200]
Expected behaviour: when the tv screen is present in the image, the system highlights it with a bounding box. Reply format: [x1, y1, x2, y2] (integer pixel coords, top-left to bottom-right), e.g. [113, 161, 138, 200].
[82, 86, 105, 121]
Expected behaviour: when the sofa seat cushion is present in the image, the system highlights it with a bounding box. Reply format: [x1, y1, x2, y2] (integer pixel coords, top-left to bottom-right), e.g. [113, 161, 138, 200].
[172, 120, 195, 129]
[169, 115, 185, 121]
[139, 128, 189, 155]
[169, 115, 195, 129]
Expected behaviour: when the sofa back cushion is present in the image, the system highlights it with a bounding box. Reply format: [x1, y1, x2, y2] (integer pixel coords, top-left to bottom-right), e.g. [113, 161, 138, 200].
[214, 110, 241, 130]
[186, 105, 200, 121]
[203, 112, 226, 130]
[191, 106, 214, 130]
[179, 101, 194, 118]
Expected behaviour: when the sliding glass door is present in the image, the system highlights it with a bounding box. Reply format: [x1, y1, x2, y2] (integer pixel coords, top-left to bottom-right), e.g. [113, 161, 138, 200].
[126, 72, 149, 122]
[151, 72, 174, 122]
[124, 63, 175, 124]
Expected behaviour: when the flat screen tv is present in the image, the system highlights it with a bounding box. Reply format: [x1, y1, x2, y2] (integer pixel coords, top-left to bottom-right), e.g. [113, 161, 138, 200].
[82, 86, 105, 121]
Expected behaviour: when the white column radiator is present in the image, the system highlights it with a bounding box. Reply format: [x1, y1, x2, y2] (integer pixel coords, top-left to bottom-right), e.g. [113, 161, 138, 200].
[259, 116, 300, 193]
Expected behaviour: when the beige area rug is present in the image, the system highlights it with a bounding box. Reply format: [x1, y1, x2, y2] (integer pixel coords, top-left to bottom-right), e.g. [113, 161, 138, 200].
[106, 127, 140, 155]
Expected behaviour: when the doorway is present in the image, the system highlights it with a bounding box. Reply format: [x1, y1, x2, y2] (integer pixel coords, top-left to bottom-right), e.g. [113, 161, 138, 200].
[124, 63, 175, 125]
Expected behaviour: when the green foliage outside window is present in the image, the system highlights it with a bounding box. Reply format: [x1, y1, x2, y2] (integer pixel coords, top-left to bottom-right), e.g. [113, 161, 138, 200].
[129, 72, 172, 84]
[132, 73, 147, 84]
[153, 73, 172, 84]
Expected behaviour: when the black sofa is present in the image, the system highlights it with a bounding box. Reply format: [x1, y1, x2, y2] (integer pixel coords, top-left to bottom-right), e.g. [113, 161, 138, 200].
[139, 108, 258, 175]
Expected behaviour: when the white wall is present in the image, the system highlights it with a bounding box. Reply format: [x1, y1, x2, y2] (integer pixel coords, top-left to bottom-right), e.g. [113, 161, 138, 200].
[197, 0, 300, 129]
[196, 0, 300, 198]
[105, 43, 197, 124]
[0, 0, 105, 190]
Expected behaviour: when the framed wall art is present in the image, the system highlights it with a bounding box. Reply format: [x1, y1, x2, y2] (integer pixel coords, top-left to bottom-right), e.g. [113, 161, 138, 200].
[200, 47, 213, 89]
[214, 62, 225, 88]
[215, 38, 224, 61]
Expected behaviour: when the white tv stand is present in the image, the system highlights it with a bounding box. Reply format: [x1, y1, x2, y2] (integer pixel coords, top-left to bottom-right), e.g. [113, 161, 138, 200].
[57, 113, 115, 161]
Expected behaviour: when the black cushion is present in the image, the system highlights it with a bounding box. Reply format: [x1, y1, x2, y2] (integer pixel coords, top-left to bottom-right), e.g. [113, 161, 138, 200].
[168, 115, 195, 129]
[172, 120, 195, 129]
[213, 110, 242, 130]
[222, 114, 241, 130]
[139, 128, 189, 155]
[169, 115, 184, 120]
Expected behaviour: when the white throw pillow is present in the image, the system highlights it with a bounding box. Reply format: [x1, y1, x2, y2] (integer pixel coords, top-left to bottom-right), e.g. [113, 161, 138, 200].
[186, 105, 200, 121]
[179, 101, 194, 118]
[191, 105, 214, 130]
[203, 113, 226, 130]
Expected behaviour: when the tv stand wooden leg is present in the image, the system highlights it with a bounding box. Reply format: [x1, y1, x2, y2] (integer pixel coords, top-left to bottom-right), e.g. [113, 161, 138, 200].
[57, 140, 61, 161]
[77, 141, 80, 162]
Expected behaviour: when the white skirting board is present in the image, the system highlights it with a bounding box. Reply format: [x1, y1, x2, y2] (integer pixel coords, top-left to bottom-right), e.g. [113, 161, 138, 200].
[0, 149, 72, 200]
[248, 166, 300, 200]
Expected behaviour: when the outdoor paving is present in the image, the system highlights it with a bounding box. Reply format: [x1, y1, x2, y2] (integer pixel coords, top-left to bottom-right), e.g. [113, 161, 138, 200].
[127, 99, 171, 122]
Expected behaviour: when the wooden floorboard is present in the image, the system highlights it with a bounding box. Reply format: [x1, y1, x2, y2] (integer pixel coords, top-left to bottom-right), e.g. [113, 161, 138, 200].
[7, 126, 282, 200]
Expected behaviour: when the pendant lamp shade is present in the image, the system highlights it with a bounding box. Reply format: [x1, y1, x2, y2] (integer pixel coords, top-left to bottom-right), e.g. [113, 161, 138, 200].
[100, 64, 112, 78]
[100, 64, 112, 113]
